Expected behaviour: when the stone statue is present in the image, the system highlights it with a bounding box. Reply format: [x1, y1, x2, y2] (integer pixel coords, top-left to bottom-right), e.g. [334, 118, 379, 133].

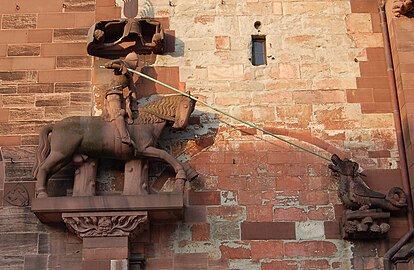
[103, 52, 139, 146]
[87, 18, 164, 58]
[33, 91, 197, 198]
[392, 0, 414, 17]
[329, 154, 407, 239]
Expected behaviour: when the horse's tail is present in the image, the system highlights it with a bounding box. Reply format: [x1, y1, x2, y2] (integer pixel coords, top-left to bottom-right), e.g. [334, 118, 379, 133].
[32, 124, 54, 178]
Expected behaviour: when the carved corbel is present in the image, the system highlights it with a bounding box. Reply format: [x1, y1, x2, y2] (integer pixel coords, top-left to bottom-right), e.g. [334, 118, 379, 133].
[329, 154, 407, 239]
[62, 211, 148, 238]
[392, 0, 414, 17]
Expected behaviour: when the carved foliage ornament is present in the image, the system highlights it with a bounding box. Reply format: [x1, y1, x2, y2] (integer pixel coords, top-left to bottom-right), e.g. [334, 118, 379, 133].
[63, 212, 148, 238]
[393, 0, 414, 17]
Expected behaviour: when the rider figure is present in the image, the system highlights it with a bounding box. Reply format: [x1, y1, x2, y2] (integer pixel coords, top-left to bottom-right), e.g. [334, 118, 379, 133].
[104, 52, 139, 147]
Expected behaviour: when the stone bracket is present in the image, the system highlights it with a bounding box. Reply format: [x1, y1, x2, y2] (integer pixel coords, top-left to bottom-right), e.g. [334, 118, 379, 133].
[63, 211, 148, 238]
[341, 209, 391, 239]
[31, 194, 184, 223]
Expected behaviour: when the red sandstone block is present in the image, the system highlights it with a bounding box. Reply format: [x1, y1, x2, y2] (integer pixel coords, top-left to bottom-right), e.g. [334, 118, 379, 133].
[262, 260, 297, 270]
[273, 207, 306, 222]
[95, 6, 122, 21]
[13, 0, 63, 13]
[366, 48, 386, 61]
[246, 205, 273, 222]
[359, 61, 387, 77]
[293, 90, 345, 104]
[307, 206, 335, 221]
[218, 176, 248, 190]
[145, 258, 174, 270]
[0, 30, 28, 44]
[192, 223, 210, 241]
[300, 259, 330, 269]
[38, 13, 95, 28]
[83, 247, 128, 260]
[357, 76, 389, 88]
[0, 57, 55, 71]
[0, 2, 15, 13]
[368, 150, 391, 158]
[38, 70, 91, 83]
[0, 109, 9, 122]
[96, 0, 117, 7]
[0, 45, 6, 57]
[360, 102, 392, 113]
[0, 136, 21, 146]
[285, 241, 337, 257]
[373, 88, 392, 102]
[299, 190, 330, 205]
[238, 190, 261, 205]
[82, 260, 111, 270]
[371, 13, 382, 33]
[250, 240, 283, 259]
[350, 0, 378, 13]
[41, 43, 88, 56]
[276, 176, 303, 191]
[28, 29, 53, 43]
[83, 237, 128, 248]
[219, 243, 251, 259]
[303, 176, 331, 191]
[346, 88, 374, 103]
[324, 221, 341, 239]
[184, 205, 207, 223]
[188, 191, 221, 205]
[241, 222, 296, 240]
[246, 177, 276, 191]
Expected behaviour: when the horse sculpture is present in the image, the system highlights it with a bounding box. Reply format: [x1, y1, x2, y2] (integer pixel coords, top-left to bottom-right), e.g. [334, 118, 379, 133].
[33, 95, 196, 198]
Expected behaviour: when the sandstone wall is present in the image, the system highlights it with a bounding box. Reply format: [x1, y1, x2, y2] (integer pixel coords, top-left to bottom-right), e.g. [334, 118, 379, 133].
[0, 0, 409, 269]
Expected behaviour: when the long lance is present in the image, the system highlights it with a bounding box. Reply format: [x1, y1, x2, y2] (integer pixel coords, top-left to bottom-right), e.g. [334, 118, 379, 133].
[100, 65, 331, 162]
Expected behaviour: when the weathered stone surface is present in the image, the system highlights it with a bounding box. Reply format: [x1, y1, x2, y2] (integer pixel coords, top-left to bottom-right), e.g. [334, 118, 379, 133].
[0, 71, 37, 82]
[8, 45, 40, 56]
[0, 121, 50, 135]
[10, 108, 44, 121]
[0, 256, 24, 269]
[0, 233, 38, 256]
[2, 14, 37, 29]
[210, 221, 240, 240]
[2, 95, 35, 108]
[44, 105, 91, 120]
[56, 56, 92, 68]
[70, 92, 92, 105]
[53, 28, 89, 42]
[0, 85, 17, 94]
[55, 82, 92, 93]
[18, 83, 54, 94]
[63, 0, 95, 11]
[0, 208, 43, 233]
[35, 94, 70, 107]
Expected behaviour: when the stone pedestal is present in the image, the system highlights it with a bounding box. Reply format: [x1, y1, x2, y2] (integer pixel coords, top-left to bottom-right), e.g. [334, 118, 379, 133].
[31, 195, 183, 269]
[63, 211, 148, 270]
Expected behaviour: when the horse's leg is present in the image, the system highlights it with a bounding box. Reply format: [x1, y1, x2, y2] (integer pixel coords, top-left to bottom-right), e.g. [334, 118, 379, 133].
[35, 151, 70, 198]
[140, 146, 186, 180]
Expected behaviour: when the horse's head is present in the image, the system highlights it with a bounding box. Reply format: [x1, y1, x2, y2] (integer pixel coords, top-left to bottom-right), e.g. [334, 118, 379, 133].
[172, 96, 196, 129]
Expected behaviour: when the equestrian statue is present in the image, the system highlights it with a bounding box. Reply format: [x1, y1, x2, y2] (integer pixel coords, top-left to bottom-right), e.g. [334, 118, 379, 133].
[33, 53, 197, 198]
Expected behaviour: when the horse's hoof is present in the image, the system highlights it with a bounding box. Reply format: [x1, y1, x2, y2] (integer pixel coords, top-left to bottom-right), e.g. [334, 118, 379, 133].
[36, 191, 48, 198]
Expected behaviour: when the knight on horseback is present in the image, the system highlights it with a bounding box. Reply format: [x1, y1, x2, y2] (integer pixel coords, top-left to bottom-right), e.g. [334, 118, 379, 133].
[104, 52, 139, 147]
